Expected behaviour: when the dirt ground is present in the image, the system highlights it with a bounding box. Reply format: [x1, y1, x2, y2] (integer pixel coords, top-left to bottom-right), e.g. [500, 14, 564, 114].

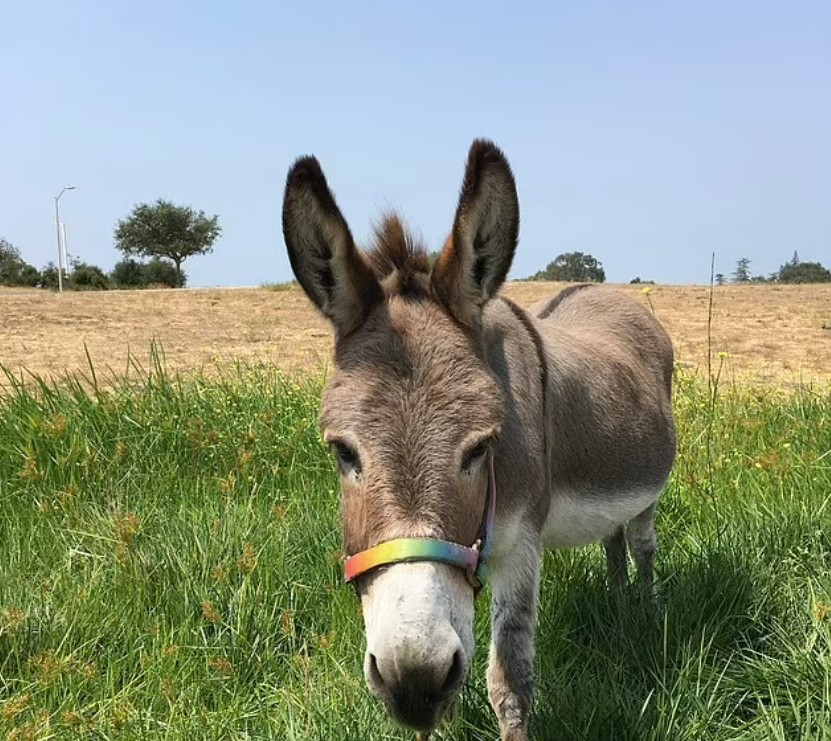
[1, 283, 829, 387]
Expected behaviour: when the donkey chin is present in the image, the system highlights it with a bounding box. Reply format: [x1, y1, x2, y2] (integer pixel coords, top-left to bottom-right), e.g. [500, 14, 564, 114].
[360, 561, 476, 732]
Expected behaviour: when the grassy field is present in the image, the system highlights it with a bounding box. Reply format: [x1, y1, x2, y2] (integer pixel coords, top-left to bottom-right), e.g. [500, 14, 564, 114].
[1, 358, 829, 740]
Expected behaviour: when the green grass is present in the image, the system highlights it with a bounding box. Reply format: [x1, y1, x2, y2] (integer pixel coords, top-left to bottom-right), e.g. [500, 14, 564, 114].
[0, 360, 829, 740]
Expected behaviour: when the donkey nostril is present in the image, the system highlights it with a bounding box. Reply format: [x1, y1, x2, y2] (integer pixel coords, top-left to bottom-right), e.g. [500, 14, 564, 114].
[368, 653, 385, 690]
[439, 649, 464, 697]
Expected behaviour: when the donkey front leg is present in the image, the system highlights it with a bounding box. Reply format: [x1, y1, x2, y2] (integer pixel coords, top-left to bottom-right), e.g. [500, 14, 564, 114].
[602, 525, 628, 590]
[625, 502, 658, 598]
[487, 540, 540, 740]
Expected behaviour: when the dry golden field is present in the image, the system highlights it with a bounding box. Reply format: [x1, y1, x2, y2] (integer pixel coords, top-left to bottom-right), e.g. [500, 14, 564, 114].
[1, 282, 829, 387]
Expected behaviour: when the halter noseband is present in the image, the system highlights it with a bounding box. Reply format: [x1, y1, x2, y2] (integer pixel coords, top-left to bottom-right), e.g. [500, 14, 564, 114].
[343, 456, 497, 592]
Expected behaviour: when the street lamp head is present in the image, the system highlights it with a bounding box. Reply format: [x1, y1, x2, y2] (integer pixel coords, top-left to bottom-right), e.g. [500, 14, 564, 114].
[66, 185, 76, 190]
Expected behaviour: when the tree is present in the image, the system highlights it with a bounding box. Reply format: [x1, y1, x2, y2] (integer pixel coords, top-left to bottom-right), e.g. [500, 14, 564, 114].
[778, 259, 831, 284]
[0, 237, 41, 287]
[714, 273, 726, 286]
[0, 238, 21, 284]
[527, 252, 606, 283]
[114, 199, 220, 286]
[732, 257, 752, 283]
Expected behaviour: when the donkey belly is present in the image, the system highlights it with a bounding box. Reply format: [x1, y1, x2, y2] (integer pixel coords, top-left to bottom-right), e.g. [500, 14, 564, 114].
[541, 488, 659, 549]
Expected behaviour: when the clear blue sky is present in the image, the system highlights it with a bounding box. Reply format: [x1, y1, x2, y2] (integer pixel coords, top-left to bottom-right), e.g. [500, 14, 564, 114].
[2, 1, 829, 286]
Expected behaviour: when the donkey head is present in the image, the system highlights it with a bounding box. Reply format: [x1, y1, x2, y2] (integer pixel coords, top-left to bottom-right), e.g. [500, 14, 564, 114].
[282, 140, 519, 733]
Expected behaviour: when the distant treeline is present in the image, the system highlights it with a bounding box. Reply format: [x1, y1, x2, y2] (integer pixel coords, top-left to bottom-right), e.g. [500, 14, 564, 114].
[522, 250, 830, 285]
[1, 239, 184, 290]
[716, 254, 831, 285]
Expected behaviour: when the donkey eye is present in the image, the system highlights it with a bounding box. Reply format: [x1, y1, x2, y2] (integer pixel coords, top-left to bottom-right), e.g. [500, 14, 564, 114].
[331, 440, 361, 474]
[461, 440, 490, 474]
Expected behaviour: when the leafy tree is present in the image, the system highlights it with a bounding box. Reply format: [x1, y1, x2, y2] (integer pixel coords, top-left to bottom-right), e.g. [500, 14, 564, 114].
[0, 237, 21, 283]
[0, 237, 41, 287]
[732, 257, 752, 283]
[114, 199, 220, 286]
[714, 273, 726, 286]
[778, 259, 831, 284]
[629, 277, 654, 284]
[527, 252, 606, 283]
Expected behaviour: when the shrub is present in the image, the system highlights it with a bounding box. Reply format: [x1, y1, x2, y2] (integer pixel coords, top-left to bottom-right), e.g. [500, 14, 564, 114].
[143, 258, 185, 288]
[110, 258, 147, 288]
[38, 262, 60, 290]
[109, 258, 185, 289]
[71, 262, 110, 290]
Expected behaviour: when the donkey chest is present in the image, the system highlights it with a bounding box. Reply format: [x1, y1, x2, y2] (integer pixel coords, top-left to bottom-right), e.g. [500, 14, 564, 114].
[540, 489, 658, 549]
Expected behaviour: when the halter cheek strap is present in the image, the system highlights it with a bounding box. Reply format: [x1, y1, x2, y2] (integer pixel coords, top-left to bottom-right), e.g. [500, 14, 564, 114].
[343, 456, 497, 592]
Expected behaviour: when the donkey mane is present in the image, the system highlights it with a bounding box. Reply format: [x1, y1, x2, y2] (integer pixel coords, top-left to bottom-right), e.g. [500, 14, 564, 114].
[365, 214, 432, 298]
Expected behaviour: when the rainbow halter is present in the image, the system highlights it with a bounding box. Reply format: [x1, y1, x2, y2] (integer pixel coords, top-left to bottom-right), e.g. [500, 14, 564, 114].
[344, 456, 497, 592]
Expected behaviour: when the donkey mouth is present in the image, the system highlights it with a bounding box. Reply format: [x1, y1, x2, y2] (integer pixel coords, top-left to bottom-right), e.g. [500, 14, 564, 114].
[368, 660, 465, 732]
[385, 693, 457, 733]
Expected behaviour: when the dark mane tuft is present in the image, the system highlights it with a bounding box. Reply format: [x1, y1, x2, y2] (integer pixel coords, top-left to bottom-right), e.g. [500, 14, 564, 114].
[366, 214, 431, 298]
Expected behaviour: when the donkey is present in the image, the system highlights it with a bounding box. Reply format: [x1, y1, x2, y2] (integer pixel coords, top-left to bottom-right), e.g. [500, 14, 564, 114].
[281, 140, 676, 740]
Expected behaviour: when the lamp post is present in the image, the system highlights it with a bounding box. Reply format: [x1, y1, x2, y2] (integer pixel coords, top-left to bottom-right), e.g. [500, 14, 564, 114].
[54, 185, 76, 293]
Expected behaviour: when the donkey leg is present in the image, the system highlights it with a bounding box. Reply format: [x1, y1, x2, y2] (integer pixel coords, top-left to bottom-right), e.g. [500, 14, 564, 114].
[487, 540, 540, 741]
[602, 526, 628, 590]
[625, 502, 658, 598]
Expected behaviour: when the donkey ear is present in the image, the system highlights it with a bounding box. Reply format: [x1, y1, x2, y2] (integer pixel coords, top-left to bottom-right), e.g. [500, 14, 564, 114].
[431, 139, 519, 329]
[282, 156, 382, 337]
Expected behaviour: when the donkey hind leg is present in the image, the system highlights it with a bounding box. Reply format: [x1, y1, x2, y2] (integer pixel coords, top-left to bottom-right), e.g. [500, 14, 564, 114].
[602, 526, 628, 590]
[487, 539, 540, 741]
[625, 502, 658, 598]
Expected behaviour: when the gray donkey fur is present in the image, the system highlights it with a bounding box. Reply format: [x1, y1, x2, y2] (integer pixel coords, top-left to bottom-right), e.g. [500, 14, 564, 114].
[282, 139, 676, 739]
